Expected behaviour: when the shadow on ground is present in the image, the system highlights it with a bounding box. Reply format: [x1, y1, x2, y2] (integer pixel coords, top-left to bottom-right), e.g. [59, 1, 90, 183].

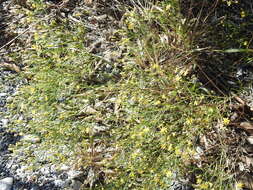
[180, 0, 253, 95]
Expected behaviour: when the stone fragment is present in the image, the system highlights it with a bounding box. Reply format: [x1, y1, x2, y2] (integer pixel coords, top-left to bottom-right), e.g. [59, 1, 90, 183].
[1, 119, 8, 127]
[247, 136, 253, 145]
[0, 177, 13, 190]
[21, 134, 40, 143]
[0, 93, 7, 97]
[230, 112, 238, 121]
[70, 179, 82, 190]
[54, 179, 66, 188]
[60, 164, 70, 171]
[67, 170, 83, 179]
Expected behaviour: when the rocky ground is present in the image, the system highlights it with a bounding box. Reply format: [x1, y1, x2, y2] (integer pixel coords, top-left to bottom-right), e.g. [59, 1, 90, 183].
[1, 0, 253, 190]
[0, 2, 65, 189]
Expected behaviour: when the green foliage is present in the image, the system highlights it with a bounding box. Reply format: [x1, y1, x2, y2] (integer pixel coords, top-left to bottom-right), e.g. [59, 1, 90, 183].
[9, 6, 117, 165]
[7, 0, 239, 189]
[103, 2, 232, 189]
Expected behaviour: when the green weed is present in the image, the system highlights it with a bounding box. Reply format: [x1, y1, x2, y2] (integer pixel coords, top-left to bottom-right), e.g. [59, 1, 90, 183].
[6, 0, 244, 189]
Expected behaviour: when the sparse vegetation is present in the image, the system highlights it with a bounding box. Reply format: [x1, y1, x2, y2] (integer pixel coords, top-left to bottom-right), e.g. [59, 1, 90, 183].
[2, 0, 253, 189]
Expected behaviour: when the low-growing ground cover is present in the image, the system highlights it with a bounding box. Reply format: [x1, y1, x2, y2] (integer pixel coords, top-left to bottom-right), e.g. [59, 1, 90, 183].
[2, 0, 253, 189]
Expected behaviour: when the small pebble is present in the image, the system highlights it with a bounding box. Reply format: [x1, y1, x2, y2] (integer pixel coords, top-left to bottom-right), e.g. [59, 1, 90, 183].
[247, 136, 253, 145]
[1, 119, 9, 127]
[70, 179, 82, 190]
[0, 93, 7, 97]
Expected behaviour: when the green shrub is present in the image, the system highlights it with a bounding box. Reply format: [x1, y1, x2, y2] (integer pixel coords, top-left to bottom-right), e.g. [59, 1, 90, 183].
[7, 0, 236, 189]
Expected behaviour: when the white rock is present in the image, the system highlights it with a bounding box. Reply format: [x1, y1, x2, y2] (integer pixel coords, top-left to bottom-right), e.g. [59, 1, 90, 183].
[85, 106, 97, 114]
[0, 93, 7, 97]
[40, 166, 50, 175]
[21, 134, 40, 143]
[1, 119, 9, 127]
[54, 179, 66, 187]
[60, 164, 70, 171]
[196, 146, 204, 154]
[94, 14, 107, 21]
[247, 136, 253, 145]
[67, 170, 83, 179]
[0, 177, 13, 190]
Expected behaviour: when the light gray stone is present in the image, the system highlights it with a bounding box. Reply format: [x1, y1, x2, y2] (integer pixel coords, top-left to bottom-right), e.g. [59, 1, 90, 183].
[67, 170, 83, 179]
[1, 119, 9, 127]
[54, 179, 66, 187]
[0, 177, 13, 190]
[60, 164, 70, 171]
[70, 180, 82, 190]
[21, 134, 40, 143]
[0, 93, 7, 97]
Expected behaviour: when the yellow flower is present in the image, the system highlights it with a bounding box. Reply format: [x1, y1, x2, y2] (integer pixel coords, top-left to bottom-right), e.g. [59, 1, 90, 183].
[199, 183, 209, 189]
[154, 100, 161, 105]
[161, 143, 166, 149]
[175, 148, 181, 155]
[131, 152, 139, 159]
[165, 4, 171, 10]
[160, 127, 167, 134]
[167, 144, 173, 151]
[174, 75, 181, 81]
[166, 170, 173, 177]
[142, 128, 150, 134]
[154, 176, 160, 183]
[129, 172, 135, 177]
[186, 118, 193, 125]
[131, 134, 136, 139]
[223, 118, 230, 125]
[128, 22, 134, 30]
[196, 178, 202, 184]
[236, 182, 244, 189]
[194, 100, 199, 105]
[240, 11, 246, 18]
[152, 64, 159, 70]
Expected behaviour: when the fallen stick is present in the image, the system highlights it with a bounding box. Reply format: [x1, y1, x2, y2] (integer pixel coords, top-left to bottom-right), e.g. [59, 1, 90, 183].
[0, 62, 21, 73]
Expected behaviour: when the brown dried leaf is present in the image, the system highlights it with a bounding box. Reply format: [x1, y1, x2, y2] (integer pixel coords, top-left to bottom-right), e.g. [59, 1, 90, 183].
[200, 135, 209, 148]
[240, 122, 253, 135]
[243, 145, 253, 154]
[0, 62, 21, 73]
[245, 157, 253, 168]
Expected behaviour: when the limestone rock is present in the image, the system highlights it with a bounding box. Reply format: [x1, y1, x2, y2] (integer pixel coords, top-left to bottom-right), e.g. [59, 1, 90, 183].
[21, 134, 40, 143]
[0, 177, 13, 190]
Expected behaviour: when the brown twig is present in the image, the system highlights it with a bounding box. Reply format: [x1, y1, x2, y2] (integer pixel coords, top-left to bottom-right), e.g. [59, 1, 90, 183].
[0, 62, 21, 73]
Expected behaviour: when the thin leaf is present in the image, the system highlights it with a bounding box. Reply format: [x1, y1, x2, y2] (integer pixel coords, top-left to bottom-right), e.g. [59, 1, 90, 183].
[223, 48, 253, 53]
